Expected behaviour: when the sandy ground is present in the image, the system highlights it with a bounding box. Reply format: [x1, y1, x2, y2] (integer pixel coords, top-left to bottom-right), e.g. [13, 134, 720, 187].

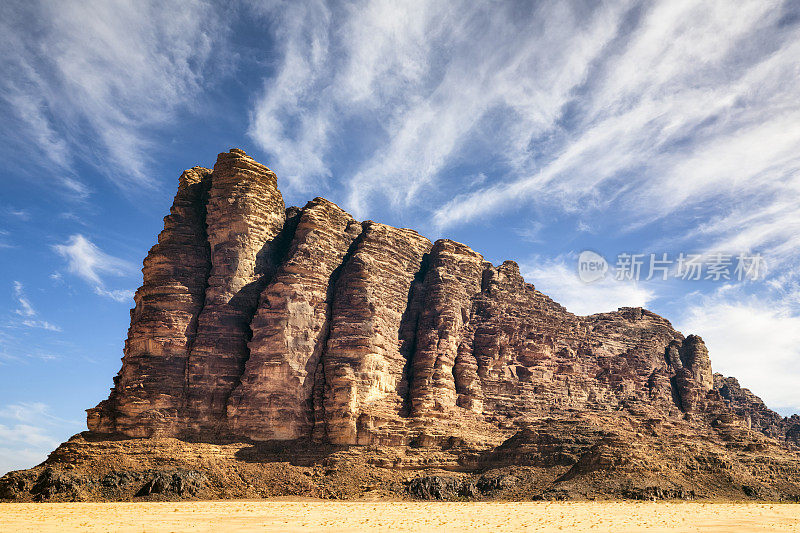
[0, 501, 798, 532]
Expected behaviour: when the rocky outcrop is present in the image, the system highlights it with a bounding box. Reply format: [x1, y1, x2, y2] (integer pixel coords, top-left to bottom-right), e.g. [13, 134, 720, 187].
[83, 148, 795, 451]
[184, 149, 287, 434]
[5, 409, 800, 502]
[226, 198, 360, 440]
[87, 166, 212, 437]
[0, 147, 775, 502]
[410, 240, 486, 417]
[714, 375, 800, 449]
[320, 222, 432, 445]
[0, 149, 800, 501]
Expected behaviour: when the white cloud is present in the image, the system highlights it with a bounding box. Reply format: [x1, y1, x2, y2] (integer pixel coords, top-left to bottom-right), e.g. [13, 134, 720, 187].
[0, 447, 49, 477]
[10, 282, 62, 332]
[678, 285, 800, 415]
[53, 235, 131, 286]
[248, 1, 335, 190]
[431, 0, 800, 261]
[12, 281, 35, 317]
[0, 229, 10, 249]
[345, 2, 630, 217]
[1, 85, 70, 170]
[5, 209, 29, 221]
[0, 0, 224, 190]
[0, 402, 76, 425]
[21, 320, 62, 332]
[0, 424, 59, 449]
[247, 0, 800, 292]
[0, 402, 81, 475]
[53, 234, 134, 302]
[94, 287, 135, 303]
[515, 222, 546, 244]
[520, 256, 655, 316]
[247, 2, 629, 212]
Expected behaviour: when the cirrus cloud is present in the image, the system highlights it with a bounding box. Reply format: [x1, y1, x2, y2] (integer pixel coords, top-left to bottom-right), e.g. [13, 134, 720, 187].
[53, 234, 134, 302]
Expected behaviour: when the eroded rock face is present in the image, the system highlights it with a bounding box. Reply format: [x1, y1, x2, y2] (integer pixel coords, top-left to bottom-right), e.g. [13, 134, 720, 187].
[320, 222, 432, 445]
[185, 149, 286, 434]
[410, 240, 486, 417]
[226, 198, 360, 440]
[87, 167, 212, 437]
[715, 375, 800, 449]
[86, 149, 796, 451]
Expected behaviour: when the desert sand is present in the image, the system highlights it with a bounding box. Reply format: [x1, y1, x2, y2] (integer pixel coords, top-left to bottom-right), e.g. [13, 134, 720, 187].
[0, 501, 798, 532]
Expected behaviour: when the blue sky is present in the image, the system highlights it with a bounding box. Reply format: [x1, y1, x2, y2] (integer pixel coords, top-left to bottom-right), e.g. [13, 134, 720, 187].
[2, 0, 800, 475]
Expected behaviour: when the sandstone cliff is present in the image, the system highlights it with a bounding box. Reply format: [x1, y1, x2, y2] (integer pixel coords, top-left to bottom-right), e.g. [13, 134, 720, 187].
[86, 149, 798, 449]
[4, 148, 798, 502]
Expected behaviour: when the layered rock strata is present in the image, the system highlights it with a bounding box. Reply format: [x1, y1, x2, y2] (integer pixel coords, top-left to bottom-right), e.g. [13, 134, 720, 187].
[85, 148, 797, 454]
[184, 149, 286, 434]
[87, 166, 212, 437]
[226, 198, 360, 440]
[714, 375, 800, 449]
[321, 222, 432, 444]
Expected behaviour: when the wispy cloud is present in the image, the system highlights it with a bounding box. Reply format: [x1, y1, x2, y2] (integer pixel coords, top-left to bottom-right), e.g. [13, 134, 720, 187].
[10, 281, 62, 332]
[93, 288, 135, 303]
[0, 0, 225, 191]
[53, 234, 134, 302]
[247, 1, 335, 190]
[20, 320, 62, 332]
[247, 1, 630, 214]
[0, 402, 82, 475]
[514, 222, 546, 244]
[520, 255, 655, 316]
[0, 402, 77, 425]
[249, 0, 800, 284]
[0, 424, 59, 451]
[13, 281, 35, 317]
[4, 208, 29, 221]
[430, 2, 800, 258]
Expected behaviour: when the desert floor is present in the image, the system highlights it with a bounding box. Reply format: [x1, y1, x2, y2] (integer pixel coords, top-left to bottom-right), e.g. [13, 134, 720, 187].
[0, 500, 798, 532]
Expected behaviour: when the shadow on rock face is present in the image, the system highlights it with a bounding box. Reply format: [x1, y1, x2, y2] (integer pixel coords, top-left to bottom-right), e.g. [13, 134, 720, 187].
[31, 468, 84, 502]
[406, 474, 519, 500]
[135, 470, 205, 498]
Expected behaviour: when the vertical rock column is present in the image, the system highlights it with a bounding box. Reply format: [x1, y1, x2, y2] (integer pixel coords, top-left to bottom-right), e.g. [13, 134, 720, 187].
[409, 239, 485, 417]
[87, 167, 212, 437]
[673, 334, 714, 413]
[226, 198, 362, 440]
[322, 222, 432, 445]
[185, 149, 286, 434]
[681, 334, 714, 390]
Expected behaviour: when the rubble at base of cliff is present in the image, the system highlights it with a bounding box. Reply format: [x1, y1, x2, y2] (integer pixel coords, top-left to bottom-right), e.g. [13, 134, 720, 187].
[3, 411, 800, 502]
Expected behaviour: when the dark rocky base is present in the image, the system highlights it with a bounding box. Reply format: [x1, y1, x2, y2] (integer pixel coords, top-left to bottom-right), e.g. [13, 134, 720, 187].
[4, 412, 800, 503]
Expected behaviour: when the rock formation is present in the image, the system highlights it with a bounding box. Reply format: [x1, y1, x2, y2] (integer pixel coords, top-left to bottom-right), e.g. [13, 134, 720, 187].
[714, 374, 800, 448]
[5, 148, 799, 502]
[87, 166, 212, 437]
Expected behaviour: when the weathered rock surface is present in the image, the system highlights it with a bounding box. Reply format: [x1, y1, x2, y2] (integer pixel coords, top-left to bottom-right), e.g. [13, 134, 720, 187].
[4, 410, 800, 502]
[321, 222, 432, 445]
[226, 198, 360, 440]
[714, 374, 800, 449]
[7, 148, 798, 502]
[411, 239, 486, 417]
[185, 149, 287, 434]
[87, 166, 212, 437]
